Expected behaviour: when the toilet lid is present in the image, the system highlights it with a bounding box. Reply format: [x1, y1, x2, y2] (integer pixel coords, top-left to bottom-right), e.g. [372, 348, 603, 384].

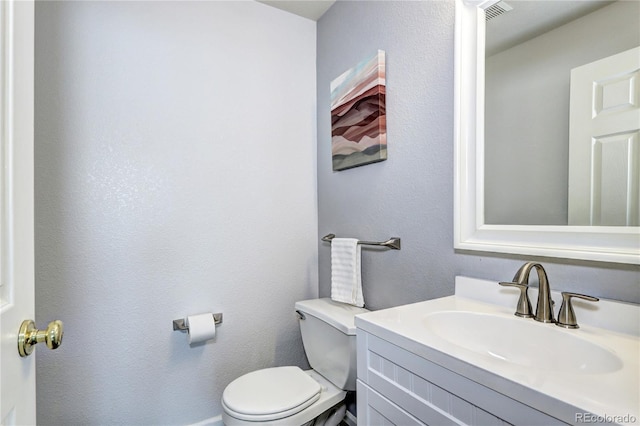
[222, 366, 321, 422]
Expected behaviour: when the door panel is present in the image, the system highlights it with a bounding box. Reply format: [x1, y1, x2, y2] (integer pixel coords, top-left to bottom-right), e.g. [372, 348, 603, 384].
[1, 1, 36, 424]
[568, 46, 640, 226]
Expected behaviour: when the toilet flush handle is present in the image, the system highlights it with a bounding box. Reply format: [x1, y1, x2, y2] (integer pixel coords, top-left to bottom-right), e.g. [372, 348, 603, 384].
[296, 310, 306, 320]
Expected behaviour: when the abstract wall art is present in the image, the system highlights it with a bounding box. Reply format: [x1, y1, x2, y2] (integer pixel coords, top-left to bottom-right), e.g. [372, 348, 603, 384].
[330, 50, 387, 171]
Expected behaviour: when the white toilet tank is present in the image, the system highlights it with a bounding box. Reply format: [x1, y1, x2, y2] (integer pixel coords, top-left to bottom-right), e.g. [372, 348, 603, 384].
[295, 298, 369, 391]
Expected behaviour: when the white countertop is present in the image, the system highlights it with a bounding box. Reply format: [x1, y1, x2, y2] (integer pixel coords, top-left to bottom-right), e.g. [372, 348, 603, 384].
[355, 276, 640, 425]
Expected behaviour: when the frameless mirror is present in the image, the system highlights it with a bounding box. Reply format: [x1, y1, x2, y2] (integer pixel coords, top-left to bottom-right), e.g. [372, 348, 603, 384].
[454, 0, 640, 264]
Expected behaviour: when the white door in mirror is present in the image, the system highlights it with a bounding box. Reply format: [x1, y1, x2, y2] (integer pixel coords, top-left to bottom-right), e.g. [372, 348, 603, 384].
[568, 46, 640, 226]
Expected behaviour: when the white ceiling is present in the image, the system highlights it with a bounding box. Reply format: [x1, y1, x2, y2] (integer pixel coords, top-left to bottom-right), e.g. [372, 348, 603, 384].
[486, 0, 615, 56]
[258, 0, 615, 53]
[257, 0, 336, 21]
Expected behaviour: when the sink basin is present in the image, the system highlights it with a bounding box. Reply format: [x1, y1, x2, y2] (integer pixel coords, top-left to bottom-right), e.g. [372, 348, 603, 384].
[423, 311, 623, 374]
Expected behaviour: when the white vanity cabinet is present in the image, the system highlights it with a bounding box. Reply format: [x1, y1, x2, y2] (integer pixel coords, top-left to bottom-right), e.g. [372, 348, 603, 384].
[356, 329, 564, 426]
[353, 277, 640, 426]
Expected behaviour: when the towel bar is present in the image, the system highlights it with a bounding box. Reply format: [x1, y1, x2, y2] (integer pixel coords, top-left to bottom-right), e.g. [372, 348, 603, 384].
[322, 233, 401, 250]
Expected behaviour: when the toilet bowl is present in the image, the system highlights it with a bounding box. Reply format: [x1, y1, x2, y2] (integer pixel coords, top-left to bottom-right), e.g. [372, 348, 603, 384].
[221, 298, 368, 426]
[222, 368, 345, 426]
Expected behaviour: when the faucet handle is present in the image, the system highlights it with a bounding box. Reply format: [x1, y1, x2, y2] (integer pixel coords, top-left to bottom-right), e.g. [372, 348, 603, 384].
[499, 281, 534, 318]
[556, 292, 599, 329]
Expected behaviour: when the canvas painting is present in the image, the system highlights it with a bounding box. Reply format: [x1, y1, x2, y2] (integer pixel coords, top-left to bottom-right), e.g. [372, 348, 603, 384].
[330, 50, 387, 171]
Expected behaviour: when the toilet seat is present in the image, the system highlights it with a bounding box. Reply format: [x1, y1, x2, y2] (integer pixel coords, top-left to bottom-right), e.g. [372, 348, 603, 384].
[222, 366, 322, 422]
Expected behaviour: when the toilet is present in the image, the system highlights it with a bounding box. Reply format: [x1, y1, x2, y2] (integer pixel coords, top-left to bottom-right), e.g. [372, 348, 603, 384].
[221, 298, 369, 426]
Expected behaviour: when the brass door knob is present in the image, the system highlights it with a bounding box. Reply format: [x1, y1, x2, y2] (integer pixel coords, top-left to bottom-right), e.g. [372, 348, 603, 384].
[18, 319, 64, 357]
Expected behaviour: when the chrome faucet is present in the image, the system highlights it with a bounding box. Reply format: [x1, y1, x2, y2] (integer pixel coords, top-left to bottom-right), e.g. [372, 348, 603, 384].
[500, 262, 555, 323]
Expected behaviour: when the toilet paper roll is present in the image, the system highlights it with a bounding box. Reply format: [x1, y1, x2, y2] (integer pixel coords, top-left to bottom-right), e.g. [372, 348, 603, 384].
[186, 313, 217, 344]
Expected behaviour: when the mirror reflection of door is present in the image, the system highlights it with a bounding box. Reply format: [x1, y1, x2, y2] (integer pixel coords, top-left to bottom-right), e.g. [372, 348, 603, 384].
[568, 46, 640, 226]
[484, 0, 640, 226]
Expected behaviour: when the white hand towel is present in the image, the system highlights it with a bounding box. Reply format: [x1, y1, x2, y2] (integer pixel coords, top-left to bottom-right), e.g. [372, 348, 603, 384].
[331, 238, 364, 307]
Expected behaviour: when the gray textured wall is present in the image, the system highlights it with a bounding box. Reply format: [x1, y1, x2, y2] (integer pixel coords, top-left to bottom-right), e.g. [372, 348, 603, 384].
[316, 0, 639, 309]
[34, 1, 317, 424]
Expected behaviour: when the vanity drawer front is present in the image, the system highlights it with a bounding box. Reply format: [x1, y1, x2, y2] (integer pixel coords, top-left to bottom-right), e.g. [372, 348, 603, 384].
[357, 331, 565, 426]
[357, 380, 426, 426]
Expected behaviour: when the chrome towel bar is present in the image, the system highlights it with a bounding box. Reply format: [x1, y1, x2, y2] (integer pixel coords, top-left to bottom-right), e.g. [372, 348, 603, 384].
[322, 233, 401, 250]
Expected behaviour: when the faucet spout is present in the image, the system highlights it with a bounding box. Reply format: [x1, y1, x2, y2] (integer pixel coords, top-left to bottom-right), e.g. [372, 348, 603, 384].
[513, 262, 555, 323]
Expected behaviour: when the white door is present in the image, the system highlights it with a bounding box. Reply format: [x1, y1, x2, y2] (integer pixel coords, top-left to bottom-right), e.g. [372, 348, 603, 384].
[1, 1, 36, 424]
[568, 46, 640, 226]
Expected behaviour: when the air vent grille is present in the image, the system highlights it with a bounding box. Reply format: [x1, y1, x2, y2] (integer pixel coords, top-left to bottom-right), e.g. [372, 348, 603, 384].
[485, 1, 513, 21]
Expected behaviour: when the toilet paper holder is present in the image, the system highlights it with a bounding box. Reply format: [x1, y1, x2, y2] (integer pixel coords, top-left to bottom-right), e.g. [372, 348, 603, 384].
[173, 313, 223, 332]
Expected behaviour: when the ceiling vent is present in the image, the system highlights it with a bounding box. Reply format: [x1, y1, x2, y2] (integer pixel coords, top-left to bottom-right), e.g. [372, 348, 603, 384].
[485, 1, 513, 21]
